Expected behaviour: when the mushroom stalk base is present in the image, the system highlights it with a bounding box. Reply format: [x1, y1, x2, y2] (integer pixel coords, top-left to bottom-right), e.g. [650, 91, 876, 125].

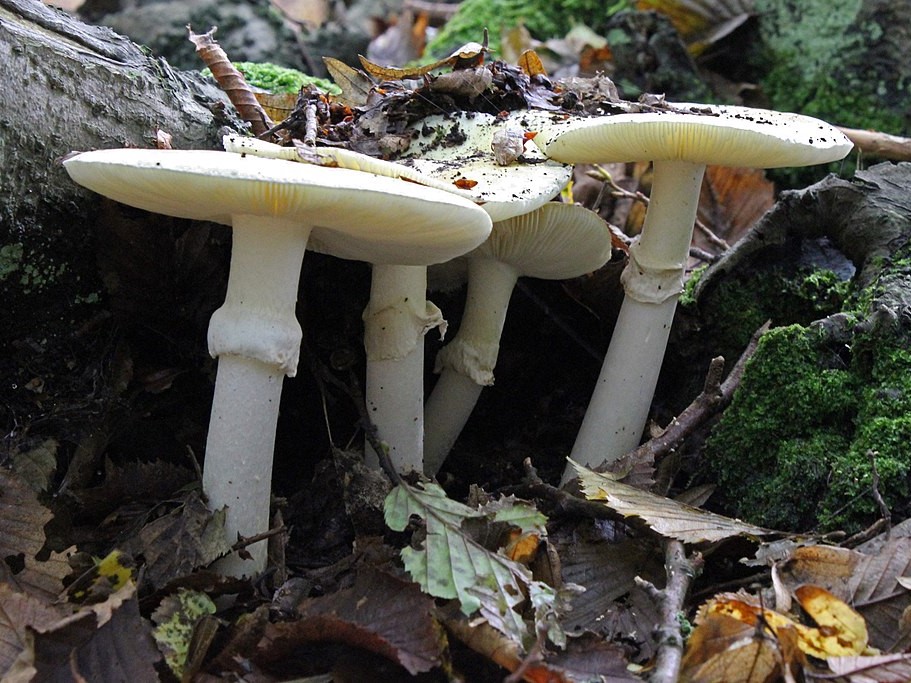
[564, 160, 705, 483]
[423, 370, 484, 476]
[205, 354, 283, 576]
[424, 259, 520, 475]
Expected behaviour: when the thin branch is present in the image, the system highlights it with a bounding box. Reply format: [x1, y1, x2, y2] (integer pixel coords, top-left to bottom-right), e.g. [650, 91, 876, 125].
[625, 320, 770, 467]
[586, 165, 730, 252]
[636, 540, 703, 683]
[838, 126, 911, 162]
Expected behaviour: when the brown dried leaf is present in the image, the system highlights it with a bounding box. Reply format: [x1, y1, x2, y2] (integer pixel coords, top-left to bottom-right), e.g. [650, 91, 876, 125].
[697, 166, 775, 249]
[0, 585, 69, 673]
[188, 26, 273, 135]
[573, 461, 776, 544]
[121, 490, 232, 590]
[681, 612, 804, 683]
[517, 49, 547, 77]
[554, 524, 662, 660]
[0, 469, 73, 600]
[322, 56, 373, 107]
[776, 539, 911, 652]
[257, 567, 443, 675]
[825, 652, 911, 680]
[29, 583, 160, 681]
[636, 0, 754, 55]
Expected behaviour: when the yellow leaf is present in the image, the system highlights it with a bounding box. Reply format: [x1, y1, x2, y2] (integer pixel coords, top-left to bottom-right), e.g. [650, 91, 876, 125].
[65, 549, 135, 604]
[794, 585, 872, 657]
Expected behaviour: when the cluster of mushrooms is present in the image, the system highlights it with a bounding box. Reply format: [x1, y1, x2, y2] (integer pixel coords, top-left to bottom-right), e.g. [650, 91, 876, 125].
[64, 88, 852, 576]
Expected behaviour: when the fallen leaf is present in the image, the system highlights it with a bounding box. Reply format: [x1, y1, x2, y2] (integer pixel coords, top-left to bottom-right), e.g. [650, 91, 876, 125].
[322, 56, 373, 107]
[572, 460, 776, 544]
[29, 583, 160, 681]
[824, 652, 911, 681]
[151, 588, 217, 679]
[795, 585, 871, 658]
[121, 490, 232, 590]
[517, 49, 547, 77]
[776, 539, 911, 652]
[0, 469, 73, 600]
[257, 567, 444, 675]
[681, 611, 804, 683]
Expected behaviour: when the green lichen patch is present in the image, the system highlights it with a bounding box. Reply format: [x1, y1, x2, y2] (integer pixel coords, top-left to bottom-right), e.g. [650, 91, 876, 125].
[756, 0, 911, 135]
[0, 243, 24, 281]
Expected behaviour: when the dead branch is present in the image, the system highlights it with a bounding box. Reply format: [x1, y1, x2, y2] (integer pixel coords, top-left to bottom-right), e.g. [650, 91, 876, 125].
[635, 540, 703, 683]
[625, 320, 771, 468]
[839, 126, 911, 162]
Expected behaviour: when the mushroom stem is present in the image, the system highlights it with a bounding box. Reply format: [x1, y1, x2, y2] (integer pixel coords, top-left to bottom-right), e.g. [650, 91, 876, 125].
[364, 264, 441, 474]
[565, 160, 705, 481]
[204, 217, 310, 575]
[424, 258, 520, 475]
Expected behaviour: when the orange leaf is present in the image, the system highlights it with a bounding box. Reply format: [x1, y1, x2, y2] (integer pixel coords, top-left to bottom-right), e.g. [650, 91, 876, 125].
[517, 49, 547, 77]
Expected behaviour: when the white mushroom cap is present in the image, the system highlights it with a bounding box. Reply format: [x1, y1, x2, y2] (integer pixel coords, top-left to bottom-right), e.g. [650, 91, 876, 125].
[395, 111, 573, 221]
[533, 103, 854, 167]
[64, 148, 492, 266]
[474, 202, 614, 279]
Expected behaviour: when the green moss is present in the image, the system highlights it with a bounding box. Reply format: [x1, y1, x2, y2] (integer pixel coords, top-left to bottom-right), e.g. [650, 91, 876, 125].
[705, 324, 911, 533]
[0, 243, 24, 281]
[681, 266, 850, 365]
[228, 62, 340, 95]
[425, 0, 634, 59]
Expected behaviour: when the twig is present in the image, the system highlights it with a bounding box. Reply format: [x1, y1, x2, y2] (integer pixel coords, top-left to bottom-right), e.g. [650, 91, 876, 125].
[303, 102, 318, 147]
[867, 449, 892, 533]
[231, 525, 287, 552]
[402, 0, 461, 19]
[625, 320, 770, 466]
[635, 540, 703, 683]
[587, 166, 730, 252]
[838, 126, 911, 162]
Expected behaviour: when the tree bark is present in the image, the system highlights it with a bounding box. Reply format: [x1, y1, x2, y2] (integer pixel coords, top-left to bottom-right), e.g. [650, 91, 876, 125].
[0, 0, 234, 446]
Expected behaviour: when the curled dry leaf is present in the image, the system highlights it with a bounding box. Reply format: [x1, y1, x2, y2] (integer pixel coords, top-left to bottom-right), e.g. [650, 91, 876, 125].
[188, 26, 273, 135]
[358, 39, 487, 81]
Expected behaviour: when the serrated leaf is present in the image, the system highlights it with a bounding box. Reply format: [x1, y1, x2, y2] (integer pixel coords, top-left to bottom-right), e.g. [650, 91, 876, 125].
[384, 482, 550, 645]
[572, 460, 775, 544]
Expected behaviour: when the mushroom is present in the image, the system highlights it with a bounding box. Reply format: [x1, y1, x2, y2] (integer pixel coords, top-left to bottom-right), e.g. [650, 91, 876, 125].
[395, 110, 573, 222]
[64, 148, 491, 575]
[423, 202, 615, 476]
[531, 103, 854, 481]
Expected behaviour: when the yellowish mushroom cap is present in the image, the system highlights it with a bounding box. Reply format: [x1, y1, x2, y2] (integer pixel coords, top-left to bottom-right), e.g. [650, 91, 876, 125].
[64, 148, 492, 266]
[533, 103, 854, 167]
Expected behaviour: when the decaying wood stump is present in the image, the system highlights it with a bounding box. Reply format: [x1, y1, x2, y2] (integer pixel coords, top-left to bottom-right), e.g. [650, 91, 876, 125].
[0, 0, 236, 456]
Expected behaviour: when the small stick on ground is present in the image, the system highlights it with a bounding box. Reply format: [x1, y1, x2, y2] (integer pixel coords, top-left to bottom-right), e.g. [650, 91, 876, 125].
[635, 540, 703, 683]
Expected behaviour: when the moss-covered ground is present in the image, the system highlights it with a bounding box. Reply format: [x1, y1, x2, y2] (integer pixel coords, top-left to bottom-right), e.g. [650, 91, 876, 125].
[702, 248, 911, 533]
